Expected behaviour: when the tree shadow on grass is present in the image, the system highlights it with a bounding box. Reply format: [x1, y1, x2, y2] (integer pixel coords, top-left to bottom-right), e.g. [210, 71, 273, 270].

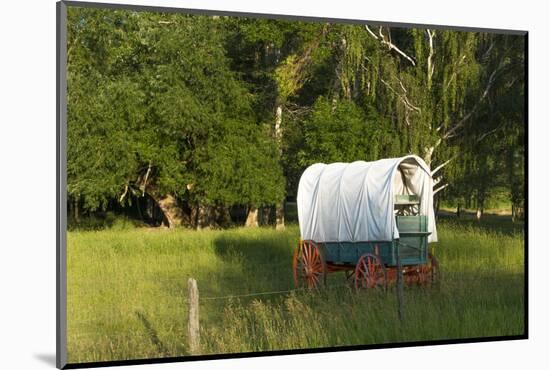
[151, 241, 295, 307]
[207, 230, 297, 298]
[148, 231, 300, 333]
[437, 211, 524, 236]
[135, 310, 173, 357]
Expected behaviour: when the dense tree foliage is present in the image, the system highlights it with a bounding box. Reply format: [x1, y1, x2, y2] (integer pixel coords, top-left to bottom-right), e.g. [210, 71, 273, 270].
[67, 9, 284, 227]
[67, 8, 525, 227]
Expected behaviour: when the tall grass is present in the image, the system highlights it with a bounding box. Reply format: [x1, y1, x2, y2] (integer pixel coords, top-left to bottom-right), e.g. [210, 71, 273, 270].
[67, 218, 524, 363]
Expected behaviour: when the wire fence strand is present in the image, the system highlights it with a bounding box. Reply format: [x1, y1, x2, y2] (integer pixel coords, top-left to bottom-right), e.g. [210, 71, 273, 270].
[67, 270, 524, 314]
[68, 259, 524, 287]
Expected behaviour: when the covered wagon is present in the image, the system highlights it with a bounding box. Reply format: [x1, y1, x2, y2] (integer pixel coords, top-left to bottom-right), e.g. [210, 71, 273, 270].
[294, 155, 439, 289]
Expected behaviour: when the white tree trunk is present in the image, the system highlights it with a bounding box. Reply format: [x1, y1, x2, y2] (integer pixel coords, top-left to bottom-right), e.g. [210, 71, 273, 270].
[151, 193, 186, 228]
[423, 146, 434, 167]
[276, 202, 285, 230]
[196, 204, 212, 230]
[245, 206, 259, 227]
[476, 191, 485, 222]
[476, 207, 483, 222]
[426, 29, 435, 88]
[275, 105, 282, 140]
[73, 199, 79, 223]
[275, 105, 285, 230]
[260, 206, 270, 226]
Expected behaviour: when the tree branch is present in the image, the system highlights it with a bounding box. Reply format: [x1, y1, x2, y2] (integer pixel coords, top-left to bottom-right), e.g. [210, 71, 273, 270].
[364, 53, 421, 115]
[119, 184, 129, 203]
[141, 161, 152, 196]
[476, 123, 504, 143]
[427, 29, 435, 86]
[365, 25, 379, 40]
[431, 157, 454, 176]
[442, 68, 500, 139]
[380, 78, 421, 113]
[277, 24, 331, 102]
[430, 123, 502, 179]
[433, 183, 449, 195]
[365, 25, 416, 66]
[482, 42, 495, 62]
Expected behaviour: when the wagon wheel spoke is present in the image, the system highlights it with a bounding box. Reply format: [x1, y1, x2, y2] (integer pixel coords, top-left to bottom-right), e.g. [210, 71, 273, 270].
[366, 259, 374, 288]
[307, 270, 321, 288]
[302, 241, 310, 261]
[358, 259, 369, 288]
[311, 257, 323, 269]
[355, 253, 386, 291]
[367, 257, 375, 277]
[300, 254, 309, 267]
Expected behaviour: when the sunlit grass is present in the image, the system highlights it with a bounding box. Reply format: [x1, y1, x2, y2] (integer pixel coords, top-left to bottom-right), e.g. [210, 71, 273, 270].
[67, 218, 524, 363]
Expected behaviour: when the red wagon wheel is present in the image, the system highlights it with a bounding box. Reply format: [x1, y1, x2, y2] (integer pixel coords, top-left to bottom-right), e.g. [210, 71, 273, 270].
[354, 253, 387, 290]
[292, 240, 327, 289]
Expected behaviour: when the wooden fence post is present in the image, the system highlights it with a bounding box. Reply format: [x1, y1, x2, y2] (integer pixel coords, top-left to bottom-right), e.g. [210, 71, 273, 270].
[187, 278, 200, 354]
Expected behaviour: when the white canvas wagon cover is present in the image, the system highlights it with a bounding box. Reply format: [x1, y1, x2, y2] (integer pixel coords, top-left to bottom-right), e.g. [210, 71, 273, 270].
[297, 155, 437, 243]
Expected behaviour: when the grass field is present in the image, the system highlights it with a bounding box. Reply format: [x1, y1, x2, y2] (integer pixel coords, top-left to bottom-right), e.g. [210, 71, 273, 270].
[67, 215, 525, 363]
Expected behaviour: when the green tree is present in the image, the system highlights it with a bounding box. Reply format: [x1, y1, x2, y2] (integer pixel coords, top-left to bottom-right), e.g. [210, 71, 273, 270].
[67, 8, 285, 227]
[297, 97, 397, 165]
[67, 8, 525, 227]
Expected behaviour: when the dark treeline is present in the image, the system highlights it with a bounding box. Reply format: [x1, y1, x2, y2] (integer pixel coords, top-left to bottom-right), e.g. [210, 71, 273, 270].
[67, 7, 525, 229]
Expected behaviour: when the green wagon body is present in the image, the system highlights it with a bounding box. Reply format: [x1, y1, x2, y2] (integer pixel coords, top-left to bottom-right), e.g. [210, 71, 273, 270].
[319, 215, 430, 267]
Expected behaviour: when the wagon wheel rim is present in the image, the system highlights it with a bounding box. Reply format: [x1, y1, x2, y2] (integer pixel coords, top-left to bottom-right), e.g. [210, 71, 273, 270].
[293, 240, 326, 289]
[354, 253, 386, 291]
